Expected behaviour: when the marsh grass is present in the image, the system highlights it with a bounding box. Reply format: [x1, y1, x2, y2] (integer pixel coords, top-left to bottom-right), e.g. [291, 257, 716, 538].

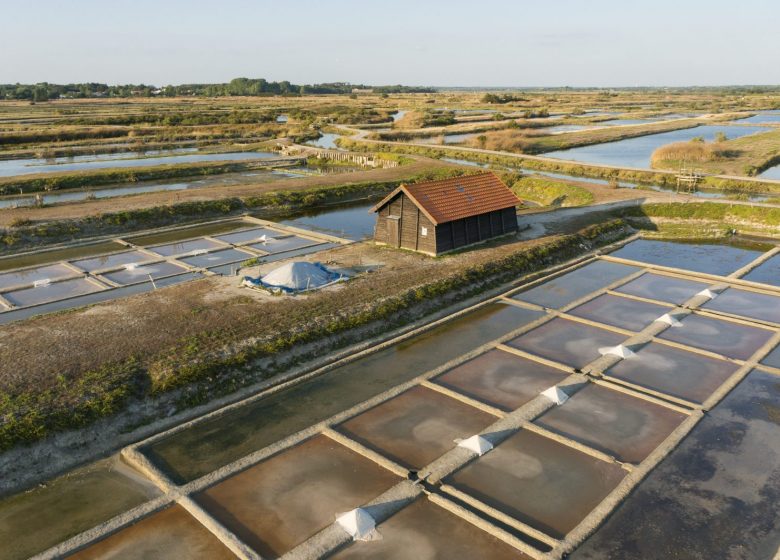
[511, 176, 595, 207]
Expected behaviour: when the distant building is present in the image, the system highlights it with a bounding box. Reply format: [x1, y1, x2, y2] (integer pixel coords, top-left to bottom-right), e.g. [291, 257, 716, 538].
[371, 172, 520, 256]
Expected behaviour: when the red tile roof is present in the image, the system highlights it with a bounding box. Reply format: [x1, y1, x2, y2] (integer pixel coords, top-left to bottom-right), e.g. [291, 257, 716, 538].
[371, 172, 520, 225]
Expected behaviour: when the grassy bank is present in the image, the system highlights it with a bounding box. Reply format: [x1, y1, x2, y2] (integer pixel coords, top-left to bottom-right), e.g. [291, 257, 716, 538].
[0, 219, 629, 452]
[511, 176, 595, 207]
[0, 127, 145, 146]
[0, 159, 283, 195]
[615, 201, 780, 237]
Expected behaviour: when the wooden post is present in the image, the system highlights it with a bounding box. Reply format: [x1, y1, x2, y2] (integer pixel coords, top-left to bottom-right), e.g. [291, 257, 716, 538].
[414, 206, 420, 252]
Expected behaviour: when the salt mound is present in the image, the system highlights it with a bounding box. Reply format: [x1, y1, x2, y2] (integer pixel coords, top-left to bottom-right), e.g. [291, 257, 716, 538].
[243, 261, 347, 293]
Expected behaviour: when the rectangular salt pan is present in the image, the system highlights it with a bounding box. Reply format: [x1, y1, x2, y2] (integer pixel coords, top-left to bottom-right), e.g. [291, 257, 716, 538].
[512, 260, 641, 309]
[194, 435, 399, 558]
[568, 293, 671, 332]
[3, 277, 104, 307]
[177, 248, 255, 268]
[433, 348, 569, 412]
[71, 250, 157, 272]
[0, 273, 203, 325]
[606, 341, 739, 404]
[741, 254, 780, 287]
[506, 317, 627, 370]
[609, 239, 766, 276]
[446, 429, 626, 539]
[534, 383, 687, 464]
[145, 238, 224, 257]
[247, 235, 322, 254]
[103, 262, 189, 285]
[703, 287, 780, 324]
[213, 227, 286, 244]
[66, 505, 234, 560]
[329, 498, 530, 560]
[334, 385, 495, 469]
[657, 314, 774, 361]
[614, 273, 711, 305]
[0, 263, 76, 290]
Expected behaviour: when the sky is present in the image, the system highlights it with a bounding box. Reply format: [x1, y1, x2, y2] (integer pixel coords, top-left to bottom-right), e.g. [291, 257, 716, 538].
[3, 0, 780, 87]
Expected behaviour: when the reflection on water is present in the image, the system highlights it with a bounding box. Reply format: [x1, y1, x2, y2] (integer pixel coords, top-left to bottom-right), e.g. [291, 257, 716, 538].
[610, 238, 771, 276]
[759, 163, 780, 180]
[0, 241, 124, 272]
[735, 110, 780, 124]
[305, 133, 344, 150]
[545, 125, 770, 169]
[276, 200, 376, 240]
[543, 125, 595, 134]
[0, 150, 275, 177]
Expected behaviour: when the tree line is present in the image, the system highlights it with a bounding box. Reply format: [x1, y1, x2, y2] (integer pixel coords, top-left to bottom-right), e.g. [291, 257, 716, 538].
[0, 78, 434, 101]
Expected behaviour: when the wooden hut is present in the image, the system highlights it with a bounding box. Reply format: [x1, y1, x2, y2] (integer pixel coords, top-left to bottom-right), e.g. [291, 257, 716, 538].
[371, 172, 520, 255]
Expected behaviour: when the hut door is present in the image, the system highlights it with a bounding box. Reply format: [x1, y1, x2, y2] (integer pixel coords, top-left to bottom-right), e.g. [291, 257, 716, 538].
[387, 216, 401, 247]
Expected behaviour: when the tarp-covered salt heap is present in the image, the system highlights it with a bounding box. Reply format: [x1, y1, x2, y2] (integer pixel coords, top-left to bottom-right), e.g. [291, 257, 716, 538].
[242, 261, 348, 294]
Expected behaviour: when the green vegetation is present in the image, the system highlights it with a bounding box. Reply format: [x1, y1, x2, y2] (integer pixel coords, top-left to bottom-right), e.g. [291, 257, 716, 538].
[0, 122, 288, 147]
[422, 110, 457, 127]
[390, 109, 458, 129]
[295, 105, 394, 125]
[616, 201, 780, 237]
[0, 159, 273, 195]
[48, 109, 280, 127]
[0, 79, 434, 101]
[0, 359, 142, 448]
[482, 93, 527, 104]
[0, 127, 137, 146]
[511, 176, 595, 207]
[0, 220, 628, 451]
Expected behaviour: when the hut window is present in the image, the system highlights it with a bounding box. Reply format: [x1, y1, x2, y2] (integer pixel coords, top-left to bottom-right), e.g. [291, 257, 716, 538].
[421, 226, 428, 237]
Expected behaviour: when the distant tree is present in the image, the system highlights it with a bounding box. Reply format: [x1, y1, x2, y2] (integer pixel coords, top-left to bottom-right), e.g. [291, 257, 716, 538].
[477, 135, 488, 149]
[715, 131, 728, 142]
[33, 86, 49, 102]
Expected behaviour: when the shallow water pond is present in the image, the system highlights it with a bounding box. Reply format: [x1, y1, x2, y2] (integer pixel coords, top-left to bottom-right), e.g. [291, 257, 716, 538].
[0, 150, 275, 177]
[545, 125, 769, 169]
[609, 238, 770, 276]
[0, 457, 159, 560]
